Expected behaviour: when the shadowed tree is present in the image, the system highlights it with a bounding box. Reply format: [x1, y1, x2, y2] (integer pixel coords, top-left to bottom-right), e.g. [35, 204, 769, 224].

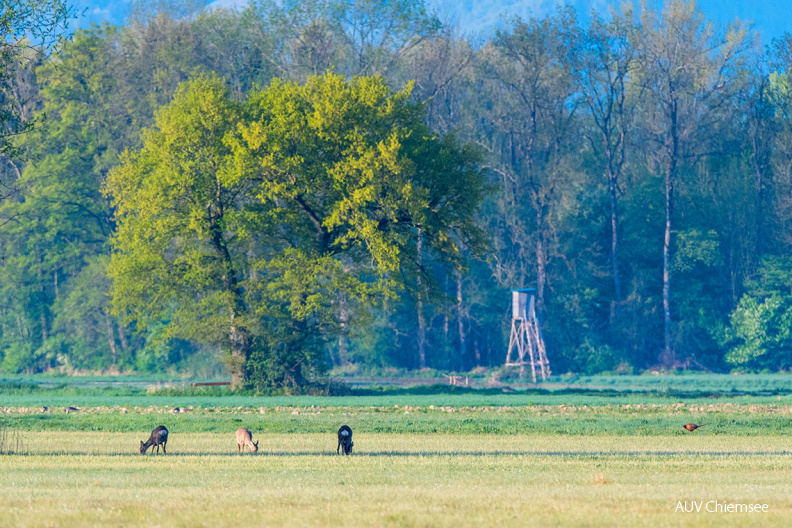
[633, 0, 752, 366]
[575, 8, 637, 317]
[481, 7, 582, 321]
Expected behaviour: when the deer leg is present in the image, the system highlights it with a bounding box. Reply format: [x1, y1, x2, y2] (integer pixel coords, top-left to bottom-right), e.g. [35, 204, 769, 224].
[162, 443, 166, 455]
[337, 441, 341, 455]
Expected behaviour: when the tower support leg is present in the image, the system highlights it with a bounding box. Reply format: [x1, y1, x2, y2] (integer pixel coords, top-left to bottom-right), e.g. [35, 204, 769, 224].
[505, 316, 550, 383]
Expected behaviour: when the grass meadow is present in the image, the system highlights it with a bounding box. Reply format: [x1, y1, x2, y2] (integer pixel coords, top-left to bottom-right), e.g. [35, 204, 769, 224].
[1, 377, 792, 526]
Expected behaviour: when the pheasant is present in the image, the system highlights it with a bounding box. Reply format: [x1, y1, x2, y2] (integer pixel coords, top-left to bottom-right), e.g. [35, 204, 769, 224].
[682, 423, 706, 432]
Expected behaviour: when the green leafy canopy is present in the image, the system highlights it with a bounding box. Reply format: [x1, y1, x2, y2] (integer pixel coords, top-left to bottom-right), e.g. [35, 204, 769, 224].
[105, 72, 486, 389]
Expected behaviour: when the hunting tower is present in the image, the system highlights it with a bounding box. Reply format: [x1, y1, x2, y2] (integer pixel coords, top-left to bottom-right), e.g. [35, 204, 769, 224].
[505, 288, 550, 382]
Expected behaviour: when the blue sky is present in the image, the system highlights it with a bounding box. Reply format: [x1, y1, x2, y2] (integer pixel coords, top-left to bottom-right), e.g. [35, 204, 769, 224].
[71, 0, 792, 45]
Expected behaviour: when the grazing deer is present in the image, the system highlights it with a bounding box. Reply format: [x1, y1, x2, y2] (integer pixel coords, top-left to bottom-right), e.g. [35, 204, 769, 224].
[64, 406, 78, 413]
[337, 425, 353, 455]
[235, 428, 258, 453]
[140, 425, 169, 454]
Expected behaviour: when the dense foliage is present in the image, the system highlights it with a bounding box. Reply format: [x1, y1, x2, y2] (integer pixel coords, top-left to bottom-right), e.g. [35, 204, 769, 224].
[106, 73, 484, 389]
[0, 0, 76, 199]
[1, 0, 792, 385]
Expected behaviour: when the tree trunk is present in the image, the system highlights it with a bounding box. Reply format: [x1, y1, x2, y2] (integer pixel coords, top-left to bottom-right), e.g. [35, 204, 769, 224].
[209, 200, 250, 388]
[416, 297, 427, 370]
[456, 274, 466, 371]
[416, 230, 427, 369]
[443, 275, 449, 349]
[104, 308, 118, 366]
[337, 293, 350, 366]
[40, 312, 48, 343]
[536, 228, 547, 324]
[662, 164, 674, 367]
[661, 103, 678, 368]
[609, 169, 622, 309]
[117, 322, 129, 351]
[751, 80, 769, 260]
[337, 335, 348, 366]
[228, 323, 250, 390]
[37, 248, 47, 343]
[337, 258, 353, 366]
[752, 136, 765, 260]
[16, 315, 25, 339]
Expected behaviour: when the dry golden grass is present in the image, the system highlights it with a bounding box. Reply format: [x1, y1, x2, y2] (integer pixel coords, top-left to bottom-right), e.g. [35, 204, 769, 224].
[0, 432, 790, 527]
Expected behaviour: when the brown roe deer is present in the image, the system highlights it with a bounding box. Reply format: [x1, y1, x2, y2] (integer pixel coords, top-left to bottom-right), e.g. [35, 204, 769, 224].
[140, 425, 168, 454]
[236, 428, 258, 453]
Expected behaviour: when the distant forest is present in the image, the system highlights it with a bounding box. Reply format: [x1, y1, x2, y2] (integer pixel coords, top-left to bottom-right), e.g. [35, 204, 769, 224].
[1, 0, 792, 385]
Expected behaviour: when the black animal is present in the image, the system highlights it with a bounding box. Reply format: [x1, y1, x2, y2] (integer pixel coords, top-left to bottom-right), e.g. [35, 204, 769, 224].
[337, 425, 353, 455]
[140, 425, 169, 454]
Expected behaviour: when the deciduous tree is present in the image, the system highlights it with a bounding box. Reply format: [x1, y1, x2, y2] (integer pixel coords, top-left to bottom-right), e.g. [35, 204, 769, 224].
[106, 73, 486, 390]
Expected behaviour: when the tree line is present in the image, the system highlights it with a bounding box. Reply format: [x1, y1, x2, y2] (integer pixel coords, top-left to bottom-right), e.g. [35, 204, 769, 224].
[1, 0, 791, 388]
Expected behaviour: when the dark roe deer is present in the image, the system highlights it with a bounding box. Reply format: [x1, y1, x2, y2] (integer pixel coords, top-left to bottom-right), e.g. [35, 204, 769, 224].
[337, 425, 353, 455]
[236, 428, 258, 453]
[140, 425, 168, 454]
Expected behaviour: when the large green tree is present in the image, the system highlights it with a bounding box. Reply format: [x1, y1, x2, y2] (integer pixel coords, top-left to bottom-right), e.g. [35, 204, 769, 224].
[106, 73, 485, 390]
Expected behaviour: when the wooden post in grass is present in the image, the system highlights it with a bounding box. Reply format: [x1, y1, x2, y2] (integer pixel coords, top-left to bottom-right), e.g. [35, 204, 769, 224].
[443, 374, 466, 386]
[504, 288, 550, 382]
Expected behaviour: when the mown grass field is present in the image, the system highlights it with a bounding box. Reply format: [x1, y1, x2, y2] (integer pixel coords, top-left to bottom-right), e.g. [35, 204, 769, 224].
[2, 433, 791, 527]
[1, 379, 792, 527]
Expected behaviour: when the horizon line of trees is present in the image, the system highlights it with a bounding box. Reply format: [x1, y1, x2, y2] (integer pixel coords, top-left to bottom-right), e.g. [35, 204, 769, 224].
[1, 0, 792, 388]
